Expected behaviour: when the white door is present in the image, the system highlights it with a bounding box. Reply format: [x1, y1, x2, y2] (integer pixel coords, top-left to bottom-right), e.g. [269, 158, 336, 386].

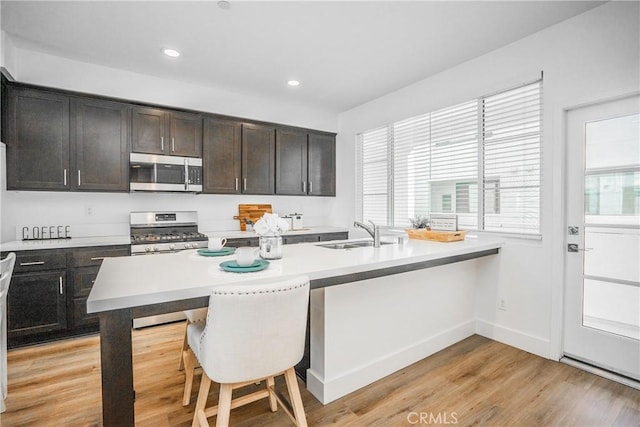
[564, 94, 640, 381]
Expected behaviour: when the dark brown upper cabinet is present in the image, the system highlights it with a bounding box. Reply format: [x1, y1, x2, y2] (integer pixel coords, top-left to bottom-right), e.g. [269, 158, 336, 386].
[275, 128, 308, 196]
[242, 123, 276, 195]
[5, 87, 70, 190]
[131, 106, 202, 158]
[275, 130, 336, 196]
[203, 117, 242, 194]
[4, 87, 130, 192]
[308, 132, 336, 196]
[2, 77, 335, 196]
[71, 97, 130, 191]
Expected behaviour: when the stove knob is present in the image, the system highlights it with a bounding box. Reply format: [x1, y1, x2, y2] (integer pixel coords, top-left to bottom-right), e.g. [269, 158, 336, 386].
[152, 246, 159, 252]
[186, 243, 193, 249]
[145, 246, 151, 253]
[169, 244, 175, 251]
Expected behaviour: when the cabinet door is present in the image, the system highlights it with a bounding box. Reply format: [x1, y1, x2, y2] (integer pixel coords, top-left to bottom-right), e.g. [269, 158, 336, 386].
[7, 271, 67, 336]
[275, 129, 308, 195]
[242, 123, 275, 194]
[72, 297, 98, 328]
[70, 245, 130, 267]
[5, 87, 70, 190]
[283, 234, 320, 244]
[71, 98, 130, 191]
[203, 118, 241, 194]
[168, 111, 202, 157]
[318, 232, 349, 242]
[308, 133, 336, 196]
[226, 238, 259, 247]
[131, 107, 166, 154]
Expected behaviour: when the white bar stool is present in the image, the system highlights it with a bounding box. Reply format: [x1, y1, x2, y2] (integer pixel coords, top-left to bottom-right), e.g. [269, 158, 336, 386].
[0, 253, 16, 413]
[179, 308, 208, 370]
[182, 275, 310, 427]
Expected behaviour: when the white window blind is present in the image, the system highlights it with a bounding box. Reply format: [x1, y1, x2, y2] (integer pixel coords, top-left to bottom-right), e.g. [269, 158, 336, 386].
[482, 81, 542, 234]
[358, 127, 389, 225]
[430, 100, 479, 229]
[357, 79, 542, 236]
[393, 113, 430, 227]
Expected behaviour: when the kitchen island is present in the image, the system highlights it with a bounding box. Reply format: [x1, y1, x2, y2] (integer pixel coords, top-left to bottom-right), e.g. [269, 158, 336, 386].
[88, 236, 501, 426]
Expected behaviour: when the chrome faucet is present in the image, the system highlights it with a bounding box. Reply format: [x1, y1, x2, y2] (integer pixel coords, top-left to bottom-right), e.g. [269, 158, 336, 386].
[354, 220, 381, 248]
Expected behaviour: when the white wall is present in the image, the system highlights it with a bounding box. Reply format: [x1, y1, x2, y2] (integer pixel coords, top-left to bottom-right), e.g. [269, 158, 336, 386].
[0, 39, 341, 241]
[334, 1, 640, 358]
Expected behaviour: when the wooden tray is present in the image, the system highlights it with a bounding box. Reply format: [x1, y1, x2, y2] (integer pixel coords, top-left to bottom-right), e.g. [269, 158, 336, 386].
[405, 229, 466, 242]
[233, 204, 272, 231]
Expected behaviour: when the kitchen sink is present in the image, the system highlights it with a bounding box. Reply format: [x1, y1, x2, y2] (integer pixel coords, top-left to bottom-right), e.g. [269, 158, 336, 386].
[316, 240, 395, 249]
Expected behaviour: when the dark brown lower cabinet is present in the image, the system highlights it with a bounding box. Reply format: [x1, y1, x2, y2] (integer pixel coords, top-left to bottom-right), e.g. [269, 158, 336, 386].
[282, 234, 321, 244]
[7, 270, 67, 336]
[227, 232, 347, 248]
[3, 244, 129, 348]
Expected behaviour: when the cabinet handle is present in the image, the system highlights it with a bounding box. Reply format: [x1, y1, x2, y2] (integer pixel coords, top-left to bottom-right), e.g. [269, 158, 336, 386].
[303, 181, 306, 193]
[59, 276, 64, 295]
[90, 257, 107, 261]
[63, 169, 67, 186]
[78, 170, 81, 186]
[309, 181, 313, 193]
[20, 261, 45, 266]
[161, 136, 164, 151]
[235, 177, 239, 191]
[172, 137, 175, 152]
[243, 178, 247, 191]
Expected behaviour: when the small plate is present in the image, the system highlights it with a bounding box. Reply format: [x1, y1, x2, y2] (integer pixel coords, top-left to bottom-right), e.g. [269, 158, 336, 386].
[219, 259, 269, 273]
[197, 248, 236, 257]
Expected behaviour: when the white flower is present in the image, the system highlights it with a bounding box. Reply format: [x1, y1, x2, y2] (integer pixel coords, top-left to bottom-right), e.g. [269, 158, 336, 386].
[254, 213, 290, 236]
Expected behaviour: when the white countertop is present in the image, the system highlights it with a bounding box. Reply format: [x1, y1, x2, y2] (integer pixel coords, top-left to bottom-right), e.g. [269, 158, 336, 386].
[0, 235, 132, 252]
[87, 236, 502, 314]
[0, 227, 349, 252]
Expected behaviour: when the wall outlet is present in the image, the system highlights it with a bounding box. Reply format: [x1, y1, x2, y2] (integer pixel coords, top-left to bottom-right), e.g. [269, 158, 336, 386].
[85, 206, 94, 216]
[498, 298, 507, 311]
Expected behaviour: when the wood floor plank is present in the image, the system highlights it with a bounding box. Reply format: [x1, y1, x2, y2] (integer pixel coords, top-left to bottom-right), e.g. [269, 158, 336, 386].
[0, 323, 638, 426]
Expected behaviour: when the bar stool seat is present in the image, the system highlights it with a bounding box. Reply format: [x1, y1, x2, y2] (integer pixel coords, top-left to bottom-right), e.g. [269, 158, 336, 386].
[179, 308, 208, 370]
[182, 276, 310, 427]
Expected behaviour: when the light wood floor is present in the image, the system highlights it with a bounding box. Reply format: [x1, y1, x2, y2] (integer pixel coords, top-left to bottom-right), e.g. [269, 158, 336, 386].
[1, 322, 638, 426]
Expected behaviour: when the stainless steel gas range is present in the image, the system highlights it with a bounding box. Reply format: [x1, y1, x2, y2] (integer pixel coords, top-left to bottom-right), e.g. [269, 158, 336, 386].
[130, 211, 208, 327]
[130, 211, 208, 255]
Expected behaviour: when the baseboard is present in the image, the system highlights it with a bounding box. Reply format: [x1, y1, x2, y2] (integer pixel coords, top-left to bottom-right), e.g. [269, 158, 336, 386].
[306, 319, 476, 404]
[475, 319, 550, 358]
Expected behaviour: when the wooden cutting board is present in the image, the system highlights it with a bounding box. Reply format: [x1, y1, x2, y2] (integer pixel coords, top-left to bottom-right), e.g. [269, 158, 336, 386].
[233, 204, 272, 231]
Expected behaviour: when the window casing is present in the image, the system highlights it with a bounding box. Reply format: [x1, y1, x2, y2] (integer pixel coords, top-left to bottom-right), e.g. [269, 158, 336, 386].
[356, 80, 542, 236]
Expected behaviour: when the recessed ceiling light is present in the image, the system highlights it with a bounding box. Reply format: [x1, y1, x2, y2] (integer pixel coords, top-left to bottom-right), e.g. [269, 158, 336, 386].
[218, 1, 230, 10]
[162, 48, 181, 58]
[287, 80, 300, 87]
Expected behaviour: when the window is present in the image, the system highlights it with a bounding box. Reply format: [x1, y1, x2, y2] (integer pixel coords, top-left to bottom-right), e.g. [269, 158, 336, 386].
[357, 127, 389, 225]
[356, 80, 542, 236]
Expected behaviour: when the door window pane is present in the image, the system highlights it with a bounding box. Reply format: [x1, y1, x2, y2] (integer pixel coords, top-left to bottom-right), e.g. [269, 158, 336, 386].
[582, 112, 640, 340]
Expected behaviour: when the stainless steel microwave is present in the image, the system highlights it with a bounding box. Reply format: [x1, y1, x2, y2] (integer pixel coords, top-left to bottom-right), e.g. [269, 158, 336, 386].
[129, 153, 203, 192]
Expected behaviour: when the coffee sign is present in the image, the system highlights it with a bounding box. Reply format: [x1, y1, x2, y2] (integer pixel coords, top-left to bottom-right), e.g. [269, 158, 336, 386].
[18, 225, 72, 240]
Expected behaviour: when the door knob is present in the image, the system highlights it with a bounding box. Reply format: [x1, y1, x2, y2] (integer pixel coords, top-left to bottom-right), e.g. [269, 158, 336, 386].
[568, 244, 593, 252]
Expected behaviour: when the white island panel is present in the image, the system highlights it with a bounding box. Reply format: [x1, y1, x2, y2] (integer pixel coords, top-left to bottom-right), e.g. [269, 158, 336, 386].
[307, 260, 479, 404]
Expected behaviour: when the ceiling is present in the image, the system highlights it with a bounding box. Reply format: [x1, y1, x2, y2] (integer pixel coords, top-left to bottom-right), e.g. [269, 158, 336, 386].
[2, 1, 604, 113]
